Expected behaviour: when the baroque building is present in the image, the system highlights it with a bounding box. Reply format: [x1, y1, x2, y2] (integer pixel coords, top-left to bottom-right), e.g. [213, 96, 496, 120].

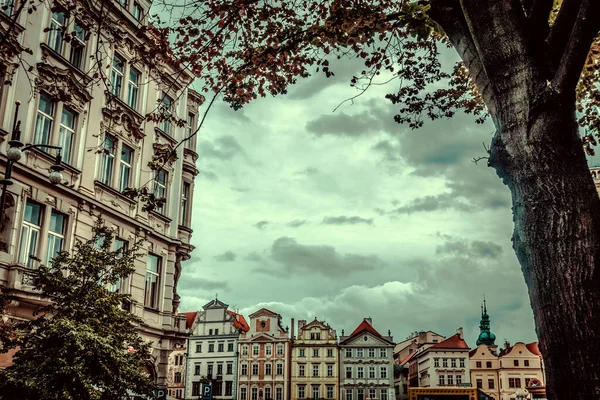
[290, 318, 339, 400]
[238, 308, 291, 400]
[184, 299, 250, 400]
[339, 318, 395, 400]
[0, 0, 200, 384]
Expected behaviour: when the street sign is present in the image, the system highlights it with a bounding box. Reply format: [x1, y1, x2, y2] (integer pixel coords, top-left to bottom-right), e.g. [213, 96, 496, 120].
[202, 383, 213, 400]
[155, 386, 167, 400]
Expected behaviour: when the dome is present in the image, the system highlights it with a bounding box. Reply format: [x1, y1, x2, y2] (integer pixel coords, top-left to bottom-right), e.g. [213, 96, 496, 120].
[476, 331, 497, 345]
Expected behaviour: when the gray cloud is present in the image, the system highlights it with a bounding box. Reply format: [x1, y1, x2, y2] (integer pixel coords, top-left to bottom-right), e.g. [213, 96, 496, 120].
[322, 216, 373, 225]
[287, 219, 307, 228]
[199, 135, 246, 160]
[254, 220, 270, 230]
[178, 276, 230, 292]
[268, 237, 384, 278]
[198, 170, 218, 181]
[391, 194, 471, 214]
[436, 235, 503, 259]
[244, 252, 263, 262]
[214, 251, 237, 262]
[372, 140, 401, 162]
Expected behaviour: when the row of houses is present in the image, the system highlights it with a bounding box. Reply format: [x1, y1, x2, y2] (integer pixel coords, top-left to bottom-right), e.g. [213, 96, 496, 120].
[165, 299, 546, 400]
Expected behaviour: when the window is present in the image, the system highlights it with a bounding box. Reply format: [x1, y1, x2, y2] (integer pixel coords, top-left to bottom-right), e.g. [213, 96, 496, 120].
[208, 344, 215, 352]
[456, 375, 462, 385]
[192, 382, 201, 396]
[215, 329, 218, 334]
[380, 390, 387, 400]
[345, 349, 352, 358]
[514, 360, 519, 367]
[327, 387, 334, 399]
[154, 169, 167, 214]
[488, 379, 495, 389]
[251, 388, 258, 400]
[357, 366, 364, 378]
[265, 363, 272, 375]
[217, 364, 223, 375]
[459, 359, 465, 368]
[476, 361, 482, 368]
[379, 349, 387, 358]
[327, 365, 333, 377]
[299, 349, 305, 357]
[276, 363, 283, 375]
[299, 365, 305, 377]
[207, 364, 213, 376]
[127, 68, 140, 110]
[476, 379, 482, 389]
[369, 366, 375, 379]
[312, 386, 319, 399]
[356, 349, 363, 358]
[144, 254, 160, 308]
[111, 55, 124, 97]
[276, 344, 283, 355]
[18, 201, 43, 268]
[218, 343, 224, 352]
[276, 388, 282, 400]
[451, 359, 456, 368]
[194, 343, 201, 353]
[108, 238, 126, 292]
[159, 94, 173, 134]
[447, 375, 454, 386]
[241, 364, 247, 375]
[1, 0, 13, 16]
[368, 348, 375, 357]
[357, 389, 364, 400]
[226, 342, 233, 352]
[186, 113, 196, 149]
[240, 388, 247, 400]
[380, 366, 387, 379]
[442, 359, 448, 368]
[298, 386, 305, 399]
[486, 361, 492, 368]
[117, 0, 127, 7]
[313, 364, 319, 377]
[45, 210, 66, 265]
[34, 94, 54, 147]
[225, 382, 233, 396]
[100, 136, 116, 185]
[118, 144, 133, 192]
[226, 362, 233, 374]
[242, 345, 248, 355]
[524, 360, 530, 367]
[174, 372, 182, 383]
[253, 345, 259, 356]
[194, 364, 201, 375]
[133, 2, 143, 21]
[434, 358, 440, 367]
[439, 375, 445, 386]
[48, 11, 65, 53]
[266, 345, 272, 355]
[67, 22, 86, 69]
[58, 107, 76, 164]
[345, 366, 352, 378]
[313, 349, 319, 357]
[368, 389, 376, 399]
[327, 349, 333, 357]
[265, 387, 271, 400]
[346, 391, 353, 400]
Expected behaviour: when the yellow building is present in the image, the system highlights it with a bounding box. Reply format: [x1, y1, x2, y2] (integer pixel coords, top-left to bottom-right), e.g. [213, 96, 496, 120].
[291, 318, 339, 400]
[0, 0, 200, 384]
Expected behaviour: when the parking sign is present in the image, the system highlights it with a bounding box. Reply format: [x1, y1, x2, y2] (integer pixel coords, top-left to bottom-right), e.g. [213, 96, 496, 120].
[202, 384, 213, 400]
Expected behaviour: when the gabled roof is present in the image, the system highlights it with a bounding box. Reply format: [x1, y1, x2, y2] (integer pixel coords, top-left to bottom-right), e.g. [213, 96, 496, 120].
[182, 312, 198, 330]
[227, 310, 250, 332]
[301, 319, 329, 331]
[526, 342, 541, 355]
[429, 334, 470, 350]
[203, 299, 229, 309]
[350, 319, 383, 338]
[249, 308, 280, 318]
[398, 351, 417, 366]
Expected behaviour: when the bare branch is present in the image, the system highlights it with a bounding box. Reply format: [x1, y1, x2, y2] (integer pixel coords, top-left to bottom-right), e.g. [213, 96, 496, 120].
[548, 0, 582, 68]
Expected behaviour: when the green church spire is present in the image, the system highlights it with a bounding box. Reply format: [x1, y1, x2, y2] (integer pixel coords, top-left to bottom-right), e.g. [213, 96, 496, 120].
[476, 295, 496, 346]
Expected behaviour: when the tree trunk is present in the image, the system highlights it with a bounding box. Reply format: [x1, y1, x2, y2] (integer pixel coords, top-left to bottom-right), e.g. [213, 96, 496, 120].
[489, 93, 600, 399]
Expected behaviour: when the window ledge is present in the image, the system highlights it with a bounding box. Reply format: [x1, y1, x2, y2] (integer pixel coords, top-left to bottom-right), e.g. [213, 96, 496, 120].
[93, 180, 137, 204]
[149, 209, 172, 224]
[178, 224, 193, 233]
[29, 146, 81, 177]
[154, 127, 178, 145]
[39, 43, 92, 84]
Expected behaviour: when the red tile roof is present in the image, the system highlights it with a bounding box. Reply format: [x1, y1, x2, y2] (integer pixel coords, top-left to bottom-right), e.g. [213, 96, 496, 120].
[349, 319, 383, 339]
[182, 312, 198, 330]
[469, 348, 477, 357]
[228, 310, 250, 332]
[398, 351, 417, 366]
[526, 342, 541, 355]
[429, 334, 470, 349]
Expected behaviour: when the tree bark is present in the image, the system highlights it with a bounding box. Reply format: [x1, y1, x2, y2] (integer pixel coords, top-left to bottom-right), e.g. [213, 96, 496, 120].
[430, 1, 600, 399]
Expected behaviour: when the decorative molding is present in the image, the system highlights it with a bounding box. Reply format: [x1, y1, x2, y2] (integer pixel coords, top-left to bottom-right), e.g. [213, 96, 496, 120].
[101, 96, 145, 141]
[35, 59, 93, 110]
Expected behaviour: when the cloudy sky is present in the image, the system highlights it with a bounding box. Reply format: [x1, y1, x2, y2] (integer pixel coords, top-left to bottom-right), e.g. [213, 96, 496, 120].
[178, 46, 540, 348]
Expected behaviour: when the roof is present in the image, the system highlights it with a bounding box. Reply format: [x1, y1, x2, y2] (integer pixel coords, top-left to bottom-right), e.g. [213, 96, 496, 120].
[182, 312, 198, 330]
[249, 308, 280, 318]
[203, 299, 229, 309]
[399, 351, 417, 366]
[429, 334, 470, 350]
[349, 319, 383, 339]
[227, 310, 250, 332]
[526, 342, 541, 355]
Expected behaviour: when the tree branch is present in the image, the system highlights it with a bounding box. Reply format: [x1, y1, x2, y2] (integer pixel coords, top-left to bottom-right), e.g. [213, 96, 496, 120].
[552, 0, 600, 95]
[547, 0, 583, 68]
[429, 0, 497, 121]
[528, 0, 555, 40]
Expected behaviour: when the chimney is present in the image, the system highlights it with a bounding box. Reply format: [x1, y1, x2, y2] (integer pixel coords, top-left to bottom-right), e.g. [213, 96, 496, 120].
[388, 330, 391, 337]
[291, 318, 295, 340]
[298, 320, 307, 331]
[364, 317, 372, 325]
[342, 329, 344, 336]
[458, 327, 464, 339]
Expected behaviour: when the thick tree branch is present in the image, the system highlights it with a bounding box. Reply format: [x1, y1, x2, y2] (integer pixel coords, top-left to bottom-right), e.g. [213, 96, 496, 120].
[528, 0, 554, 40]
[553, 0, 600, 95]
[547, 0, 583, 68]
[429, 0, 497, 121]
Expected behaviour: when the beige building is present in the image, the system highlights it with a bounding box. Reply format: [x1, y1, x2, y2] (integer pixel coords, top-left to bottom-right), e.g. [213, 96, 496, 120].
[238, 308, 290, 400]
[290, 318, 339, 400]
[0, 0, 200, 384]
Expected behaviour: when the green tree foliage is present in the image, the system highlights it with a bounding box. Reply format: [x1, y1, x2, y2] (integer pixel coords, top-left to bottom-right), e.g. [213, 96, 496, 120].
[0, 221, 156, 400]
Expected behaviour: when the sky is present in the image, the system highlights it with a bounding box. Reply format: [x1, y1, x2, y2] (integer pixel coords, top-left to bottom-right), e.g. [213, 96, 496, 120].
[177, 46, 540, 348]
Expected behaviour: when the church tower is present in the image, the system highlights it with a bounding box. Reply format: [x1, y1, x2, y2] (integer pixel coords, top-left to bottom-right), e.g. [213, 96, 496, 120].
[476, 295, 498, 353]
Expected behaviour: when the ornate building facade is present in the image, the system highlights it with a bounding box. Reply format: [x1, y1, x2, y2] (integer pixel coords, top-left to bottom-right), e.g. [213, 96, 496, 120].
[0, 0, 200, 384]
[339, 318, 395, 400]
[290, 318, 339, 400]
[238, 308, 290, 400]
